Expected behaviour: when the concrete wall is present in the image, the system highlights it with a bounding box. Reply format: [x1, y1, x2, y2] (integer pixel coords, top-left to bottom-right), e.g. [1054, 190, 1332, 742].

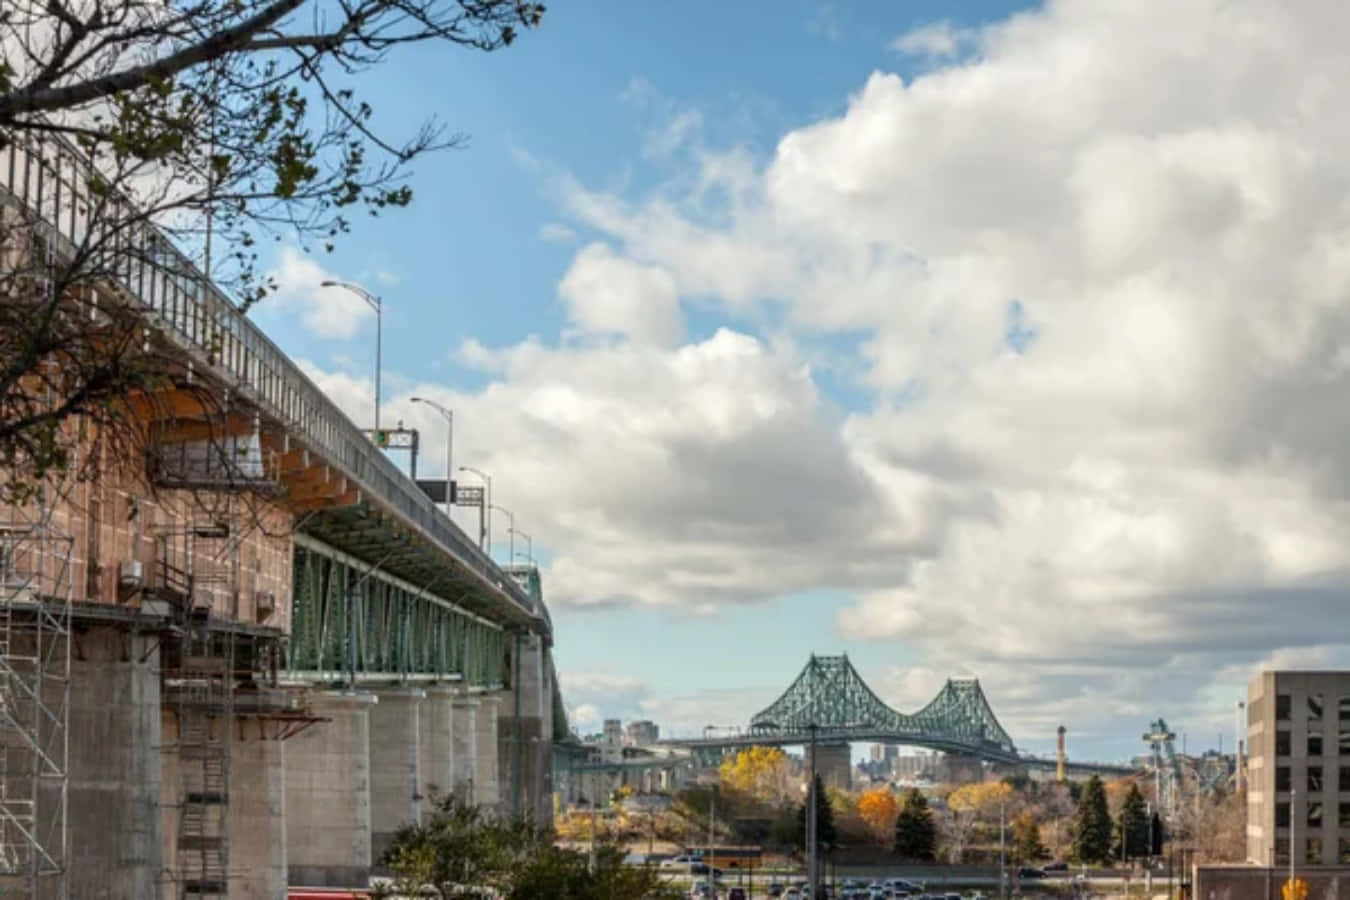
[368, 689, 422, 863]
[229, 730, 287, 900]
[452, 696, 479, 804]
[475, 695, 500, 810]
[64, 626, 163, 900]
[285, 691, 374, 888]
[497, 635, 554, 823]
[808, 743, 852, 791]
[419, 686, 456, 814]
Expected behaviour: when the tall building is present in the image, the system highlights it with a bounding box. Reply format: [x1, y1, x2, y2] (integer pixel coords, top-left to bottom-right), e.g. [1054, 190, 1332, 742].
[1247, 671, 1350, 865]
[602, 719, 623, 764]
[625, 720, 660, 746]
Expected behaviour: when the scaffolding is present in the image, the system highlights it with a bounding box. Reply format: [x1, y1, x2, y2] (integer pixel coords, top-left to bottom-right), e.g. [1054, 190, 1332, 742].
[0, 498, 73, 897]
[157, 512, 238, 900]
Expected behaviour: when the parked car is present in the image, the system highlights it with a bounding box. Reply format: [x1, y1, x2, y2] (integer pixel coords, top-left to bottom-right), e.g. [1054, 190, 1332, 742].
[728, 889, 747, 900]
[1018, 867, 1047, 879]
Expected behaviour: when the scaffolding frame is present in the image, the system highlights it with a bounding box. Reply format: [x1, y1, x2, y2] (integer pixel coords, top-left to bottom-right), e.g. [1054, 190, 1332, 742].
[155, 508, 239, 900]
[0, 499, 73, 898]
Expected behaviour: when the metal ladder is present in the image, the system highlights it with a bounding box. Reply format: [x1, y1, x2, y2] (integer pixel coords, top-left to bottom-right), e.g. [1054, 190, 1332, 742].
[175, 626, 231, 899]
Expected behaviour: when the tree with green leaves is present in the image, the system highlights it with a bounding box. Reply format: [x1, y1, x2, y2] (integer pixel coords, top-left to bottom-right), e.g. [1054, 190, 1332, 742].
[1072, 775, 1113, 863]
[378, 797, 678, 899]
[893, 788, 937, 861]
[796, 773, 837, 852]
[1116, 782, 1150, 860]
[0, 0, 543, 497]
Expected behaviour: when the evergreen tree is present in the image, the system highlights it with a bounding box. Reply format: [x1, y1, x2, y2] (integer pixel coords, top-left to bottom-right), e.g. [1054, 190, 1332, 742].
[1072, 775, 1113, 863]
[893, 789, 937, 860]
[1116, 783, 1150, 860]
[795, 774, 838, 852]
[1149, 811, 1165, 856]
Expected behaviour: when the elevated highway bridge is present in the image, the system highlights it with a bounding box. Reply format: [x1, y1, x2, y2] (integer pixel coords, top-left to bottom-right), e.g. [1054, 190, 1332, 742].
[0, 129, 568, 898]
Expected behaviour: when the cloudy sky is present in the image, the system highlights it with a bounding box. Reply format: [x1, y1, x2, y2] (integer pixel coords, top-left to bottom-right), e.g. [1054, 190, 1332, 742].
[249, 0, 1350, 762]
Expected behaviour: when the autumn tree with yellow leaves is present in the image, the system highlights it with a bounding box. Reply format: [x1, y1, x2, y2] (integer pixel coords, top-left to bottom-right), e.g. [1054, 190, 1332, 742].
[718, 746, 792, 805]
[941, 781, 1013, 863]
[857, 787, 901, 844]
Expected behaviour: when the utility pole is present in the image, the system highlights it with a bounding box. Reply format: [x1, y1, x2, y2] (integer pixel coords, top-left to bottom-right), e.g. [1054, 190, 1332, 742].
[807, 723, 819, 898]
[708, 784, 716, 895]
[999, 799, 1007, 900]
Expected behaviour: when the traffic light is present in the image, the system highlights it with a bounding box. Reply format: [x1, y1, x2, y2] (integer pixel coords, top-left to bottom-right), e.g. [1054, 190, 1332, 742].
[373, 429, 390, 447]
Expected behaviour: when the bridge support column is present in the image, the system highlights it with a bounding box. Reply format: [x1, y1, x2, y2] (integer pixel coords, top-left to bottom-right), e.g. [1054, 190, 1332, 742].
[807, 742, 852, 791]
[369, 688, 424, 863]
[228, 726, 287, 899]
[940, 751, 984, 784]
[451, 695, 479, 804]
[57, 627, 163, 900]
[285, 691, 375, 888]
[418, 685, 457, 815]
[498, 635, 553, 822]
[474, 694, 501, 810]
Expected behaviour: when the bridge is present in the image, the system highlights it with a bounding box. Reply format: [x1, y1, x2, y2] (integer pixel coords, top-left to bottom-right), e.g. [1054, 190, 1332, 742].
[0, 129, 568, 897]
[666, 655, 1136, 777]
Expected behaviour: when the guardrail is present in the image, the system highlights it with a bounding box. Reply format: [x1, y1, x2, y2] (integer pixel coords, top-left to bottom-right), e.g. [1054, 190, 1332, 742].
[0, 128, 540, 627]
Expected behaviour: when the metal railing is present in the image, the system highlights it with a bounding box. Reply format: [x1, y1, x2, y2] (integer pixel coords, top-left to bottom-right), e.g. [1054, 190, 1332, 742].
[0, 128, 540, 627]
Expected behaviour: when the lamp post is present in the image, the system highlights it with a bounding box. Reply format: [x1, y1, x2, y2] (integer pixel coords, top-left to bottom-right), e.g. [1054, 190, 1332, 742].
[410, 397, 452, 512]
[320, 280, 382, 432]
[510, 528, 533, 566]
[999, 798, 1007, 900]
[459, 466, 491, 553]
[491, 505, 514, 565]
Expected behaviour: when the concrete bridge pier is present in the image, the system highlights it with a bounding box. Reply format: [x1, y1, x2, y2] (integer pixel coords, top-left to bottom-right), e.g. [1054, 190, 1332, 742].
[497, 634, 554, 823]
[368, 688, 424, 863]
[474, 694, 501, 810]
[807, 742, 852, 791]
[451, 695, 479, 804]
[62, 627, 163, 900]
[418, 685, 457, 815]
[284, 691, 376, 888]
[228, 727, 288, 899]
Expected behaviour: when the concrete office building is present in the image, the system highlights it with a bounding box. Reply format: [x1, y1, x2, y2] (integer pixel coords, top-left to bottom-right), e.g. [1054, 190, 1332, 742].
[1247, 671, 1350, 866]
[626, 720, 660, 746]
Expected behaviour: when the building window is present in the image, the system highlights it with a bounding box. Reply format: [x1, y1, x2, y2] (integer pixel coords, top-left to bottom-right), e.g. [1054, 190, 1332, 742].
[1276, 836, 1290, 866]
[1311, 693, 1325, 721]
[1309, 837, 1323, 865]
[1310, 766, 1324, 792]
[1342, 837, 1350, 864]
[1340, 802, 1350, 828]
[1341, 726, 1350, 755]
[1310, 801, 1323, 827]
[1277, 730, 1292, 755]
[1277, 802, 1290, 827]
[1277, 767, 1291, 792]
[1341, 696, 1350, 722]
[1342, 767, 1350, 791]
[1278, 695, 1292, 721]
[1310, 733, 1323, 757]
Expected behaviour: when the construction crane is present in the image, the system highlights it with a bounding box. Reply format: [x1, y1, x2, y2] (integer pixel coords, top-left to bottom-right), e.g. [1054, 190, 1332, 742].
[1143, 718, 1182, 819]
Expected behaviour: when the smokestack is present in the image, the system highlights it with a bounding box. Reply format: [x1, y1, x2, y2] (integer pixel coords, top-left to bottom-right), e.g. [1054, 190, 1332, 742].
[1056, 725, 1066, 783]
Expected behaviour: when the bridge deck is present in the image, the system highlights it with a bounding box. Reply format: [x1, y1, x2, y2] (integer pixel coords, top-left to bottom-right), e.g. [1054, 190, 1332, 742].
[0, 129, 543, 635]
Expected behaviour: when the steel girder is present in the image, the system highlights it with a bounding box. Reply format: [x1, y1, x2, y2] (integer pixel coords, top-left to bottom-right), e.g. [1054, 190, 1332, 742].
[287, 540, 507, 685]
[747, 654, 1016, 755]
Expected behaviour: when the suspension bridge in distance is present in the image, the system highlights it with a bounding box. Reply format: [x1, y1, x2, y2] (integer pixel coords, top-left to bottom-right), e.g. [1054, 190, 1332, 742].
[663, 654, 1137, 777]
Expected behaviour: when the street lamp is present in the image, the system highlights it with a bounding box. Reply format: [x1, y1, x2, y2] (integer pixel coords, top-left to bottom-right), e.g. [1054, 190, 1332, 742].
[320, 280, 382, 432]
[459, 466, 491, 553]
[490, 504, 514, 564]
[807, 722, 819, 898]
[410, 397, 453, 514]
[510, 528, 533, 566]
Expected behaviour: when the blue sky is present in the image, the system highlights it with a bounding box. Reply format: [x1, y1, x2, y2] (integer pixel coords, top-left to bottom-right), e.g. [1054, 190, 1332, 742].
[252, 0, 1350, 763]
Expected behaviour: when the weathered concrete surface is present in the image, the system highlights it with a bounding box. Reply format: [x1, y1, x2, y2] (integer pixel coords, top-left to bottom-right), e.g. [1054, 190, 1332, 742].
[418, 686, 456, 815]
[474, 694, 500, 810]
[451, 696, 479, 804]
[229, 728, 287, 899]
[368, 689, 422, 863]
[285, 691, 375, 888]
[59, 626, 163, 900]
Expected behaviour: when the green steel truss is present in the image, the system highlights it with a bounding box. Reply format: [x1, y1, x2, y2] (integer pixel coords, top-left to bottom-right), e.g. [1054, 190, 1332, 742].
[287, 540, 507, 685]
[746, 654, 1017, 757]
